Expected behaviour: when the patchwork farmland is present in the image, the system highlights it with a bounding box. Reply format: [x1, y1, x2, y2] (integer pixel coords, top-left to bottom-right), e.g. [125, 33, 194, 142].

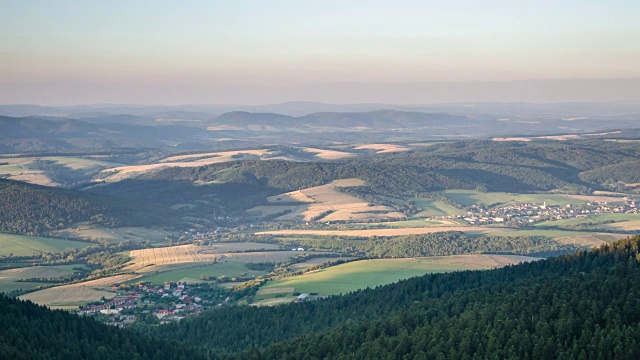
[249, 178, 405, 222]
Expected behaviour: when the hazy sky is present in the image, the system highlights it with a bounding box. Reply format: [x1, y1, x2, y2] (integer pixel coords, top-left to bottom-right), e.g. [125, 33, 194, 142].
[1, 0, 640, 105]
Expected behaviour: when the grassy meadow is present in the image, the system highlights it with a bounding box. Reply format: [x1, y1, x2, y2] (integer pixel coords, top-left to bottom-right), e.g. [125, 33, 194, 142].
[260, 258, 485, 297]
[441, 190, 588, 207]
[411, 198, 465, 217]
[0, 264, 89, 294]
[0, 233, 90, 257]
[141, 261, 267, 285]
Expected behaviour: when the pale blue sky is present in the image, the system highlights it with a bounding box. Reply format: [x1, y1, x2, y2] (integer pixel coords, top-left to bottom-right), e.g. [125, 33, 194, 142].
[1, 1, 639, 104]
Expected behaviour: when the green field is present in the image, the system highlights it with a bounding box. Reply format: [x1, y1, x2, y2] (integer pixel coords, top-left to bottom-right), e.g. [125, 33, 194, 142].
[411, 198, 464, 217]
[441, 190, 587, 207]
[0, 280, 49, 294]
[535, 213, 640, 228]
[0, 233, 91, 256]
[141, 261, 267, 285]
[0, 264, 88, 294]
[0, 164, 24, 172]
[49, 225, 174, 244]
[260, 258, 480, 297]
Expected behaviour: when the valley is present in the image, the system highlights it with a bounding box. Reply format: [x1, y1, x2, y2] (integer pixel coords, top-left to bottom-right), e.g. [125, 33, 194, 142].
[5, 3, 640, 357]
[0, 107, 639, 357]
[1, 136, 638, 321]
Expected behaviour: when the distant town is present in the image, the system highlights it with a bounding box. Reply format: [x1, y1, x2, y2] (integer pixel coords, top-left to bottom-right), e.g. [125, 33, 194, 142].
[458, 198, 638, 226]
[79, 282, 225, 327]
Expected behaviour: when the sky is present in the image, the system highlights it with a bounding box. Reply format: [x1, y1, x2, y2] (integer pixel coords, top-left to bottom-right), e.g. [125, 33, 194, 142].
[1, 0, 640, 105]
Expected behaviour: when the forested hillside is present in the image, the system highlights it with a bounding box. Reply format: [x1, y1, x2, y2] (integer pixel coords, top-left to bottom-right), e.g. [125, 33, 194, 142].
[88, 140, 640, 216]
[0, 179, 173, 235]
[579, 160, 640, 189]
[145, 236, 640, 359]
[142, 140, 640, 195]
[0, 295, 202, 359]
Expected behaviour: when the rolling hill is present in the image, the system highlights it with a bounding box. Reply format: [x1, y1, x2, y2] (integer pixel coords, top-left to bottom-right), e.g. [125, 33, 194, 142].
[0, 179, 174, 235]
[87, 140, 640, 219]
[0, 115, 206, 152]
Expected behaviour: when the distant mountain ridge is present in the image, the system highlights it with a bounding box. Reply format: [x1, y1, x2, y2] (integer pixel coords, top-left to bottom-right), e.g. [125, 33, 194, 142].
[1, 105, 639, 153]
[0, 115, 207, 152]
[3, 100, 640, 118]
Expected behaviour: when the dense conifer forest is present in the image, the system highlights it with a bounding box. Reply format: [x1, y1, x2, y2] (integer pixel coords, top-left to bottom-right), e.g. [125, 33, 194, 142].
[2, 236, 640, 358]
[146, 236, 640, 359]
[0, 295, 203, 359]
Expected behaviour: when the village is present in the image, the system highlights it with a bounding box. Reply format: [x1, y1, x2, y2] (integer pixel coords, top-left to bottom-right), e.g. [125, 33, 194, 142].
[78, 281, 228, 328]
[458, 198, 638, 226]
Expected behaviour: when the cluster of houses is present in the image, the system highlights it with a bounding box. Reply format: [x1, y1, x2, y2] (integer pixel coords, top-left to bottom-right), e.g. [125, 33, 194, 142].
[78, 282, 214, 327]
[78, 297, 133, 316]
[460, 198, 637, 225]
[187, 227, 228, 241]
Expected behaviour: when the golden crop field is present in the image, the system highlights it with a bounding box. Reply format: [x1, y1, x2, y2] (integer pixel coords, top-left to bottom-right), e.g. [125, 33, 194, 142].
[605, 220, 640, 231]
[161, 149, 271, 162]
[20, 287, 115, 309]
[127, 242, 283, 273]
[99, 149, 273, 181]
[301, 147, 355, 159]
[422, 254, 541, 268]
[554, 235, 608, 247]
[127, 244, 219, 270]
[492, 137, 532, 142]
[19, 274, 140, 309]
[251, 178, 405, 222]
[353, 143, 411, 153]
[267, 190, 316, 204]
